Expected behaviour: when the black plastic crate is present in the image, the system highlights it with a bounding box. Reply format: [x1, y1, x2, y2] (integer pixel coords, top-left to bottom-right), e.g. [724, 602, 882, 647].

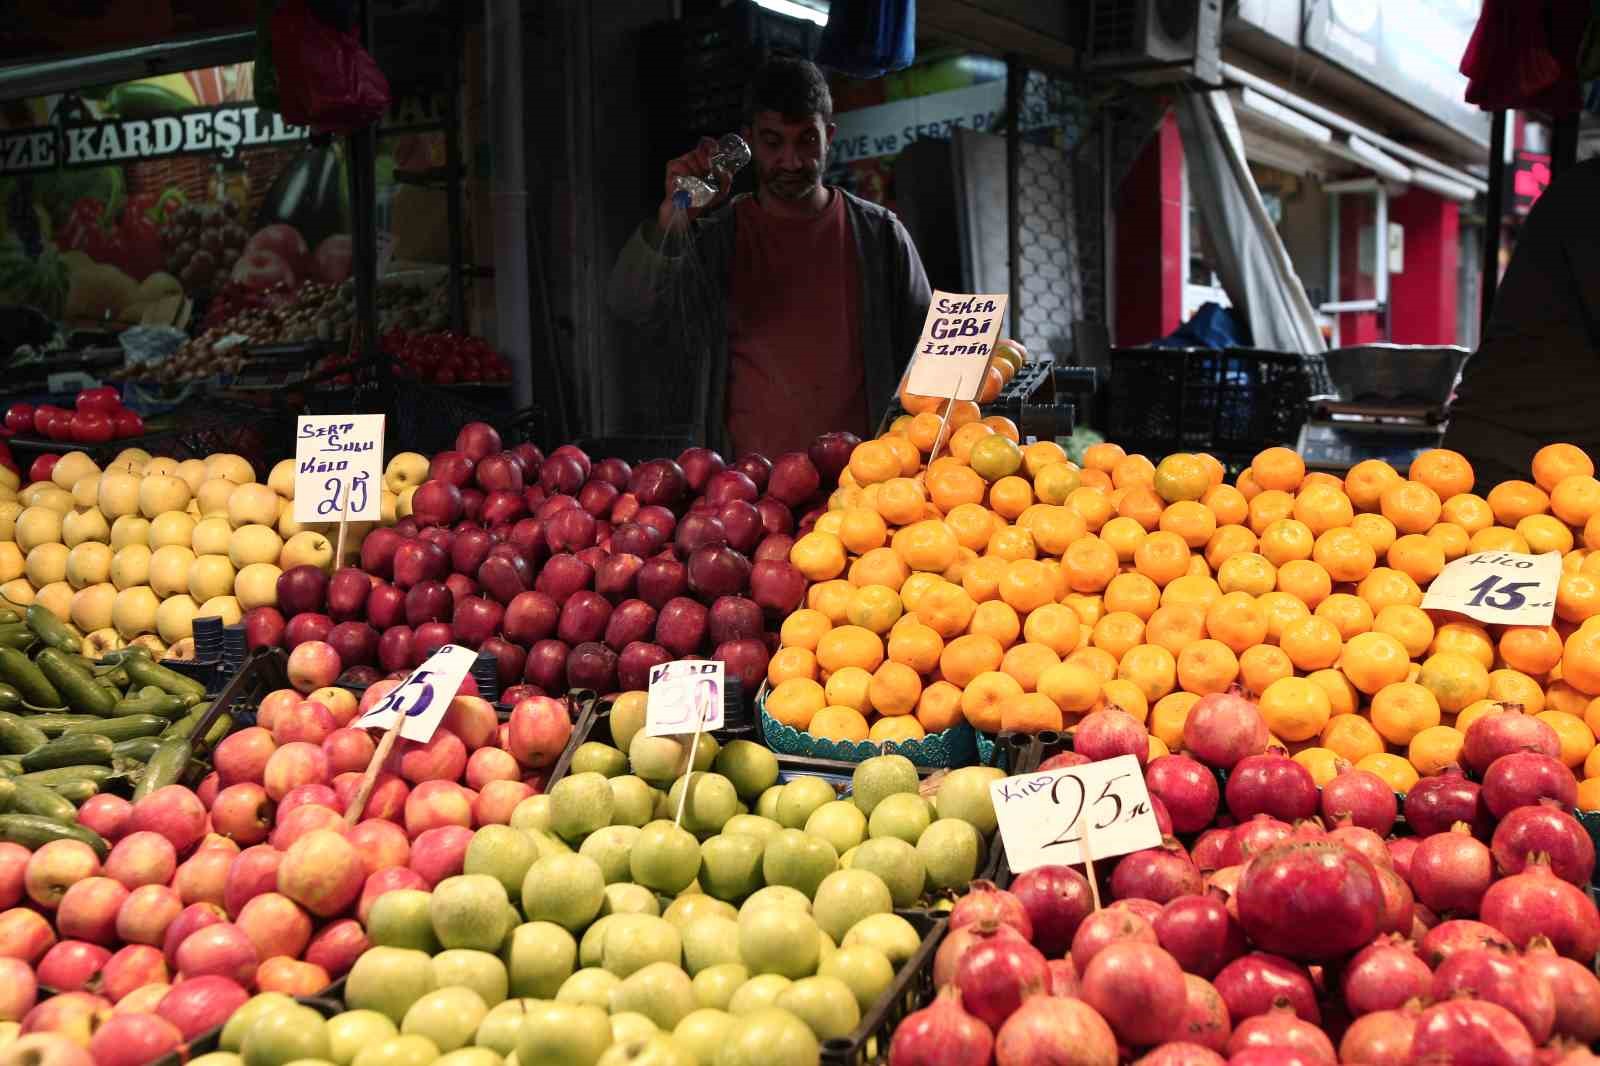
[820, 911, 944, 1066]
[387, 380, 544, 457]
[1105, 347, 1333, 458]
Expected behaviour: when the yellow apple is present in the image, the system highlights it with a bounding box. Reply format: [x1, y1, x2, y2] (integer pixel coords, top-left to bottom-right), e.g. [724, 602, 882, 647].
[384, 452, 430, 494]
[277, 498, 307, 540]
[155, 594, 198, 644]
[166, 637, 196, 660]
[110, 515, 151, 552]
[148, 511, 196, 551]
[14, 507, 62, 553]
[197, 479, 238, 517]
[268, 459, 297, 499]
[24, 486, 73, 513]
[228, 524, 283, 568]
[228, 484, 280, 530]
[0, 483, 14, 502]
[309, 686, 359, 724]
[0, 543, 21, 584]
[70, 583, 117, 633]
[280, 531, 334, 573]
[62, 509, 110, 548]
[33, 581, 73, 622]
[187, 555, 236, 602]
[25, 543, 68, 587]
[65, 542, 113, 589]
[112, 586, 161, 640]
[0, 580, 30, 605]
[175, 459, 209, 495]
[206, 454, 254, 485]
[144, 457, 180, 478]
[114, 448, 152, 468]
[398, 485, 417, 518]
[129, 634, 166, 656]
[139, 476, 192, 520]
[71, 475, 100, 510]
[197, 596, 242, 626]
[0, 500, 22, 542]
[191, 516, 233, 557]
[0, 465, 18, 492]
[50, 452, 99, 492]
[103, 457, 144, 477]
[83, 628, 123, 657]
[148, 545, 196, 598]
[97, 471, 142, 519]
[380, 490, 398, 525]
[235, 562, 282, 610]
[111, 545, 152, 591]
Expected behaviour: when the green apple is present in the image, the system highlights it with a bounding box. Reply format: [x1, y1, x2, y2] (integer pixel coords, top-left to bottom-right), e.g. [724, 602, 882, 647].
[720, 814, 782, 844]
[917, 819, 981, 890]
[241, 1005, 331, 1066]
[697, 834, 765, 903]
[434, 1050, 502, 1066]
[325, 1011, 397, 1066]
[509, 795, 552, 833]
[713, 1008, 820, 1066]
[473, 999, 539, 1056]
[350, 1036, 439, 1066]
[725, 975, 791, 1015]
[629, 734, 687, 787]
[522, 853, 606, 933]
[680, 915, 741, 974]
[933, 765, 1005, 835]
[850, 754, 918, 816]
[774, 975, 861, 1041]
[580, 825, 643, 884]
[401, 987, 488, 1053]
[667, 772, 740, 834]
[601, 914, 682, 977]
[811, 869, 893, 944]
[760, 829, 837, 898]
[600, 883, 660, 918]
[367, 890, 440, 953]
[849, 837, 925, 908]
[754, 786, 783, 821]
[803, 801, 867, 855]
[774, 778, 836, 829]
[221, 995, 296, 1052]
[596, 1034, 697, 1066]
[867, 793, 932, 844]
[608, 962, 696, 1030]
[515, 1001, 612, 1066]
[690, 964, 748, 1011]
[841, 913, 921, 965]
[571, 741, 628, 778]
[504, 921, 578, 999]
[431, 875, 512, 951]
[672, 1009, 734, 1066]
[712, 741, 779, 801]
[557, 967, 621, 1009]
[630, 820, 701, 894]
[740, 885, 810, 915]
[464, 825, 540, 898]
[819, 945, 895, 1013]
[608, 776, 656, 827]
[737, 906, 820, 979]
[431, 949, 508, 1007]
[345, 947, 438, 1024]
[609, 1013, 657, 1047]
[550, 772, 615, 842]
[662, 894, 738, 931]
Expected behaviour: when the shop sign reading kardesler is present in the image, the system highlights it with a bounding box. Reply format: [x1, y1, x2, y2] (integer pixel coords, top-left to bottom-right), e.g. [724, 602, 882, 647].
[0, 105, 311, 176]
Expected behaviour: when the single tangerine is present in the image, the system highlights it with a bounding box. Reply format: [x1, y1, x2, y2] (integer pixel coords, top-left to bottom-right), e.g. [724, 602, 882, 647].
[886, 621, 944, 674]
[1022, 441, 1070, 477]
[808, 579, 857, 624]
[1117, 642, 1178, 703]
[849, 440, 901, 485]
[1532, 443, 1595, 492]
[1205, 591, 1270, 654]
[1357, 752, 1419, 793]
[780, 608, 833, 652]
[1306, 668, 1360, 717]
[1313, 526, 1377, 583]
[1276, 558, 1333, 609]
[1063, 536, 1118, 593]
[1216, 552, 1276, 597]
[1066, 486, 1115, 532]
[1153, 453, 1212, 503]
[1144, 602, 1208, 655]
[1104, 571, 1162, 620]
[1112, 454, 1157, 490]
[1487, 668, 1545, 715]
[1003, 642, 1063, 692]
[1203, 483, 1250, 527]
[1536, 709, 1597, 768]
[846, 584, 904, 635]
[1259, 518, 1316, 566]
[1280, 615, 1344, 671]
[1417, 652, 1490, 713]
[983, 414, 1021, 442]
[940, 633, 1006, 688]
[916, 680, 965, 733]
[1293, 484, 1356, 536]
[892, 519, 961, 574]
[1030, 506, 1087, 557]
[1176, 638, 1240, 695]
[767, 678, 826, 729]
[1469, 526, 1531, 554]
[962, 555, 1008, 603]
[1409, 725, 1467, 776]
[1356, 567, 1423, 612]
[1000, 691, 1065, 733]
[849, 547, 911, 590]
[839, 507, 889, 554]
[1083, 442, 1127, 473]
[1067, 647, 1120, 682]
[1258, 590, 1312, 641]
[1370, 681, 1442, 745]
[1033, 463, 1082, 506]
[1425, 522, 1471, 561]
[868, 661, 923, 717]
[1430, 621, 1496, 669]
[1499, 625, 1565, 676]
[1345, 460, 1403, 513]
[1315, 593, 1375, 641]
[876, 477, 927, 526]
[1247, 490, 1297, 536]
[1118, 485, 1166, 531]
[870, 716, 927, 743]
[1091, 611, 1147, 660]
[962, 670, 1025, 731]
[947, 422, 996, 464]
[1038, 661, 1103, 713]
[1205, 525, 1261, 572]
[1339, 630, 1411, 695]
[988, 476, 1034, 520]
[1518, 513, 1574, 555]
[1551, 475, 1600, 528]
[1350, 512, 1399, 556]
[1101, 678, 1149, 722]
[768, 646, 819, 686]
[1440, 493, 1494, 533]
[1162, 573, 1223, 613]
[1134, 530, 1192, 587]
[1562, 627, 1600, 695]
[1409, 448, 1475, 500]
[1387, 534, 1446, 585]
[810, 705, 871, 741]
[1373, 603, 1434, 658]
[986, 525, 1037, 562]
[1487, 479, 1551, 526]
[1252, 447, 1306, 492]
[969, 598, 1022, 650]
[1322, 712, 1385, 764]
[1161, 500, 1217, 549]
[1259, 676, 1332, 742]
[915, 581, 977, 638]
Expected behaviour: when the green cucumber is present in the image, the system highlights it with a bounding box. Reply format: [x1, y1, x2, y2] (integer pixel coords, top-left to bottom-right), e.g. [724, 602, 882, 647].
[111, 692, 190, 720]
[25, 605, 80, 654]
[134, 737, 191, 800]
[0, 626, 37, 651]
[111, 737, 162, 763]
[0, 712, 47, 754]
[50, 779, 99, 804]
[124, 659, 207, 700]
[17, 765, 114, 788]
[9, 779, 78, 822]
[0, 758, 20, 777]
[20, 734, 114, 772]
[62, 714, 168, 742]
[36, 649, 116, 717]
[0, 814, 108, 857]
[0, 647, 60, 707]
[0, 684, 20, 713]
[23, 714, 105, 737]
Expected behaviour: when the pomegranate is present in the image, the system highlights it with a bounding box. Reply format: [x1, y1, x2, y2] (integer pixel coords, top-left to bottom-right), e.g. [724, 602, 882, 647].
[1224, 749, 1318, 822]
[932, 919, 1026, 990]
[1144, 754, 1220, 833]
[1373, 865, 1415, 936]
[1339, 935, 1431, 1016]
[1432, 946, 1556, 1044]
[1326, 817, 1391, 869]
[1462, 706, 1561, 773]
[1151, 794, 1174, 835]
[1110, 839, 1203, 904]
[1225, 999, 1336, 1061]
[1523, 936, 1600, 1044]
[1482, 751, 1579, 818]
[1154, 893, 1247, 978]
[1229, 815, 1294, 862]
[1192, 828, 1234, 872]
[1419, 919, 1515, 967]
[1206, 864, 1243, 915]
[947, 881, 1032, 940]
[1045, 957, 1078, 997]
[1007, 864, 1093, 957]
[1226, 1047, 1332, 1065]
[1182, 689, 1270, 769]
[1410, 821, 1493, 916]
[1320, 766, 1397, 834]
[954, 930, 1049, 1030]
[1213, 953, 1319, 1024]
[886, 986, 994, 1066]
[1234, 841, 1381, 960]
[1386, 836, 1419, 881]
[1491, 803, 1595, 885]
[1479, 854, 1600, 960]
[993, 995, 1117, 1066]
[1073, 707, 1149, 767]
[1132, 1045, 1225, 1066]
[1172, 973, 1232, 1052]
[1337, 1006, 1418, 1066]
[1069, 907, 1157, 973]
[1403, 765, 1491, 838]
[1080, 941, 1187, 1047]
[1408, 999, 1536, 1066]
[1109, 897, 1164, 924]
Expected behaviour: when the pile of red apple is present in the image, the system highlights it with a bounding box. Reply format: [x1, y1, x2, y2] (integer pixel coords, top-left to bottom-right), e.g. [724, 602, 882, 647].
[0, 672, 576, 1062]
[243, 422, 860, 702]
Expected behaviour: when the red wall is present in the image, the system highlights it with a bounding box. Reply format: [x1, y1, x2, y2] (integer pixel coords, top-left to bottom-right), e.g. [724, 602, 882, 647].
[1115, 110, 1184, 346]
[1388, 190, 1460, 344]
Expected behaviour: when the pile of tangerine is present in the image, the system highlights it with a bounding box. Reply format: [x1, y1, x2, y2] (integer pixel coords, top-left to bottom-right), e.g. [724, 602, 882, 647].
[769, 405, 1600, 802]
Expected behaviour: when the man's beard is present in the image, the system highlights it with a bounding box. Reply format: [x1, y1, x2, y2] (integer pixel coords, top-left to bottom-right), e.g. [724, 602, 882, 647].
[758, 158, 824, 201]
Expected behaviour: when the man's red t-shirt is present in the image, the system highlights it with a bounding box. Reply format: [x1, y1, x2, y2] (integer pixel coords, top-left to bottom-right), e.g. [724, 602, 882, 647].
[725, 190, 866, 456]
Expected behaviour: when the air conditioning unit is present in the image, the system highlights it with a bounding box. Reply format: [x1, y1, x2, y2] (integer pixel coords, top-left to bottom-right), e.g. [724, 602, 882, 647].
[1086, 0, 1223, 86]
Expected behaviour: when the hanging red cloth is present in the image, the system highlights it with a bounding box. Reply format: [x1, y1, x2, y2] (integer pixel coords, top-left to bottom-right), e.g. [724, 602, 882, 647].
[271, 0, 391, 134]
[1460, 0, 1592, 114]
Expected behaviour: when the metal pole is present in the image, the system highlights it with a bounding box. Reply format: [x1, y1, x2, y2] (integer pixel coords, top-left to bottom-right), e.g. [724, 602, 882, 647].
[1005, 56, 1022, 339]
[1101, 113, 1116, 346]
[445, 4, 466, 333]
[1480, 109, 1507, 340]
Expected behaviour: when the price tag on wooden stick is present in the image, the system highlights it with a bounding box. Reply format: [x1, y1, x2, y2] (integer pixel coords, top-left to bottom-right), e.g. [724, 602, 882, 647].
[355, 643, 477, 743]
[990, 756, 1162, 874]
[1420, 550, 1561, 626]
[293, 414, 385, 523]
[646, 660, 725, 737]
[904, 291, 1008, 401]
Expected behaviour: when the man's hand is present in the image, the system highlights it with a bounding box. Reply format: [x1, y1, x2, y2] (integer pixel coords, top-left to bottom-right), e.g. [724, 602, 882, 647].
[657, 137, 731, 232]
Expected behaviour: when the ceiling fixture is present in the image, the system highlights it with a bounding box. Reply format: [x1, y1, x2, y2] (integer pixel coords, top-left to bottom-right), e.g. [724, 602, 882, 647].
[751, 0, 829, 27]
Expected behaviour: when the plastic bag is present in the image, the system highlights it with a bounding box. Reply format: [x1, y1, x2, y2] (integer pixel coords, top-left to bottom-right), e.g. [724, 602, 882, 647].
[817, 0, 916, 78]
[271, 0, 391, 134]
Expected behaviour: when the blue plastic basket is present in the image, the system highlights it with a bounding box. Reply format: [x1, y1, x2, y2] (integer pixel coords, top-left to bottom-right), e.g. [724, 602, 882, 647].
[756, 682, 1005, 769]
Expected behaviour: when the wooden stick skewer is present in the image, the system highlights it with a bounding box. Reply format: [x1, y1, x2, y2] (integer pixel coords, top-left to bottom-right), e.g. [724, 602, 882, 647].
[346, 718, 402, 826]
[1080, 811, 1101, 911]
[926, 377, 967, 462]
[333, 479, 353, 571]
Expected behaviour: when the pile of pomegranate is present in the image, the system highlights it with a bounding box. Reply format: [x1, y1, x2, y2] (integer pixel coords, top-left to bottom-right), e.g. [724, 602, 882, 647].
[889, 691, 1600, 1066]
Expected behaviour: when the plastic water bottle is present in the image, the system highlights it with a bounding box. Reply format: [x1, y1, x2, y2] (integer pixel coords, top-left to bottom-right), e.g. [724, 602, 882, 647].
[672, 133, 752, 210]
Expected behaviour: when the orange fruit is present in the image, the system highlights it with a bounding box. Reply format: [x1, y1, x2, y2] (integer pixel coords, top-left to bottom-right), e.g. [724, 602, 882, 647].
[1551, 475, 1600, 528]
[1370, 681, 1442, 745]
[849, 547, 912, 591]
[1158, 501, 1216, 550]
[1408, 724, 1466, 776]
[1385, 533, 1445, 586]
[1030, 506, 1087, 557]
[1038, 661, 1103, 714]
[839, 507, 890, 555]
[875, 477, 926, 526]
[999, 691, 1065, 733]
[1063, 536, 1118, 593]
[1409, 449, 1475, 500]
[1252, 447, 1306, 493]
[1087, 610, 1143, 660]
[986, 525, 1037, 562]
[943, 502, 997, 553]
[1134, 530, 1192, 587]
[791, 530, 848, 581]
[1469, 526, 1531, 554]
[1066, 486, 1115, 533]
[1256, 590, 1310, 640]
[936, 632, 1003, 688]
[816, 625, 886, 675]
[1425, 522, 1471, 561]
[1022, 441, 1069, 477]
[1021, 603, 1082, 656]
[992, 558, 1051, 614]
[1153, 453, 1212, 503]
[1033, 463, 1083, 507]
[1487, 480, 1551, 526]
[988, 476, 1033, 520]
[1293, 484, 1355, 536]
[1440, 493, 1494, 533]
[1313, 527, 1377, 584]
[928, 465, 988, 512]
[1176, 638, 1240, 695]
[1145, 602, 1207, 655]
[1201, 481, 1249, 525]
[1307, 667, 1360, 717]
[1381, 479, 1444, 536]
[1488, 669, 1545, 714]
[1431, 621, 1496, 669]
[975, 365, 1005, 403]
[768, 646, 818, 686]
[1104, 571, 1162, 620]
[944, 423, 992, 465]
[824, 667, 873, 711]
[849, 440, 901, 485]
[983, 414, 1021, 442]
[1248, 490, 1297, 536]
[1345, 460, 1402, 513]
[1322, 712, 1386, 764]
[1259, 518, 1315, 566]
[1101, 678, 1149, 722]
[1205, 526, 1261, 574]
[869, 661, 923, 716]
[1536, 709, 1596, 768]
[780, 609, 832, 652]
[969, 599, 1022, 649]
[1532, 443, 1595, 492]
[1162, 573, 1223, 613]
[1112, 454, 1157, 491]
[970, 435, 1023, 483]
[1356, 567, 1423, 612]
[1356, 752, 1420, 794]
[888, 519, 958, 574]
[846, 584, 904, 635]
[1339, 631, 1411, 695]
[886, 620, 944, 674]
[916, 679, 965, 733]
[1215, 551, 1276, 597]
[1281, 615, 1343, 671]
[1556, 571, 1600, 625]
[1499, 625, 1565, 676]
[1350, 512, 1399, 557]
[1115, 485, 1162, 530]
[870, 716, 927, 743]
[937, 398, 983, 429]
[963, 555, 1008, 603]
[767, 678, 826, 729]
[905, 411, 947, 455]
[810, 705, 870, 742]
[1417, 652, 1490, 713]
[1519, 513, 1574, 555]
[1260, 676, 1332, 742]
[1315, 592, 1375, 640]
[1117, 643, 1178, 703]
[962, 670, 1025, 731]
[1562, 627, 1600, 695]
[1083, 442, 1127, 473]
[1204, 591, 1269, 654]
[1002, 642, 1062, 692]
[1373, 603, 1434, 658]
[808, 579, 856, 624]
[1276, 558, 1333, 609]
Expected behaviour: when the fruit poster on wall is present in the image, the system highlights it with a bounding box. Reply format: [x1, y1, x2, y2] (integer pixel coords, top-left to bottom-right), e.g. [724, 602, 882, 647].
[0, 63, 449, 329]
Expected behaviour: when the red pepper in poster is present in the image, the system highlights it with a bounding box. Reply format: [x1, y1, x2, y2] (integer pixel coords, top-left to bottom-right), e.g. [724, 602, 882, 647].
[116, 210, 164, 281]
[57, 197, 106, 253]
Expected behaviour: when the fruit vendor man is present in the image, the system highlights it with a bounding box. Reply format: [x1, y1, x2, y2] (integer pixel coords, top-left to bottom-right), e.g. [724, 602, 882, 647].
[608, 56, 932, 457]
[1444, 157, 1600, 488]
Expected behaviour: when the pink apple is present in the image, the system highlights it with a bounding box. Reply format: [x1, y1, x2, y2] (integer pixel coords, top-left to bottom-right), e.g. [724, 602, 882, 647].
[209, 784, 272, 847]
[215, 727, 277, 787]
[356, 867, 428, 925]
[0, 908, 56, 964]
[197, 772, 221, 808]
[156, 975, 249, 1040]
[174, 922, 257, 985]
[124, 788, 208, 859]
[98, 943, 169, 1003]
[466, 747, 520, 790]
[474, 780, 535, 827]
[276, 830, 363, 918]
[88, 1008, 182, 1066]
[262, 743, 329, 802]
[0, 842, 30, 909]
[55, 877, 128, 945]
[397, 730, 468, 785]
[348, 819, 410, 877]
[20, 990, 110, 1039]
[286, 641, 342, 694]
[116, 884, 183, 947]
[0, 956, 36, 1021]
[403, 779, 473, 837]
[172, 848, 233, 909]
[335, 771, 408, 824]
[75, 796, 132, 844]
[507, 696, 573, 769]
[235, 892, 313, 961]
[37, 940, 111, 991]
[440, 696, 498, 750]
[323, 728, 377, 776]
[25, 840, 102, 909]
[304, 918, 368, 979]
[408, 825, 474, 887]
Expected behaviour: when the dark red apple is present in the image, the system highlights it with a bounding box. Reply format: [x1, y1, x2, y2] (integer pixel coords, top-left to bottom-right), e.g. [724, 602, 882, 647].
[636, 557, 688, 608]
[687, 546, 752, 602]
[328, 622, 378, 667]
[629, 459, 688, 508]
[717, 501, 763, 553]
[243, 607, 285, 651]
[592, 457, 632, 490]
[455, 422, 502, 463]
[404, 581, 452, 626]
[476, 453, 524, 493]
[557, 592, 612, 646]
[715, 638, 770, 694]
[537, 494, 578, 520]
[501, 684, 545, 704]
[478, 553, 530, 604]
[595, 554, 644, 603]
[414, 622, 454, 660]
[546, 508, 598, 553]
[393, 518, 420, 539]
[392, 539, 447, 589]
[508, 519, 548, 567]
[365, 583, 405, 629]
[755, 533, 796, 563]
[635, 506, 677, 540]
[755, 498, 796, 536]
[673, 513, 727, 559]
[453, 596, 505, 647]
[450, 527, 495, 577]
[284, 612, 333, 649]
[444, 573, 478, 606]
[359, 528, 404, 579]
[677, 447, 727, 492]
[577, 480, 619, 518]
[460, 488, 484, 522]
[708, 596, 764, 644]
[276, 565, 328, 616]
[539, 455, 586, 496]
[411, 479, 464, 528]
[378, 626, 416, 673]
[512, 442, 545, 474]
[809, 431, 860, 484]
[618, 641, 672, 691]
[750, 559, 806, 616]
[535, 554, 594, 601]
[327, 569, 371, 623]
[704, 470, 759, 507]
[429, 451, 474, 488]
[567, 642, 618, 693]
[733, 453, 771, 493]
[549, 444, 591, 479]
[479, 637, 526, 691]
[610, 523, 661, 558]
[655, 597, 709, 657]
[767, 452, 822, 507]
[418, 527, 455, 556]
[504, 591, 560, 645]
[524, 640, 570, 692]
[603, 598, 658, 651]
[479, 491, 526, 528]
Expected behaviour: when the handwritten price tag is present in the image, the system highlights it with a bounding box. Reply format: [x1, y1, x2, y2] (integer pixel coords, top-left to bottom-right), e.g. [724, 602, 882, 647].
[293, 415, 385, 523]
[1420, 550, 1561, 626]
[904, 291, 1009, 402]
[355, 644, 476, 742]
[646, 660, 725, 737]
[990, 755, 1162, 874]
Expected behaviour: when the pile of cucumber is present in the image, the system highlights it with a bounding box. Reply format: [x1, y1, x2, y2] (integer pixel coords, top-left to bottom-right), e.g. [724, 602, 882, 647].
[0, 603, 234, 858]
